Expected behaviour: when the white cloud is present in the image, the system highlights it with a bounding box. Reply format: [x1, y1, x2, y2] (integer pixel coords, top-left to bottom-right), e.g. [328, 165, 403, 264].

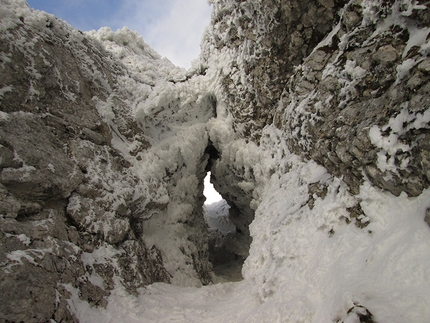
[118, 0, 212, 68]
[29, 0, 211, 68]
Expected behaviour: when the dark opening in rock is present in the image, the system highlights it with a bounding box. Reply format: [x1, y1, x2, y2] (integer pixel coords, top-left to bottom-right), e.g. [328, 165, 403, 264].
[202, 171, 244, 282]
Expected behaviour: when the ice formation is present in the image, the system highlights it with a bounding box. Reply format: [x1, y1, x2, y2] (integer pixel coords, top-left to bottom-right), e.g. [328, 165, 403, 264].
[1, 1, 430, 322]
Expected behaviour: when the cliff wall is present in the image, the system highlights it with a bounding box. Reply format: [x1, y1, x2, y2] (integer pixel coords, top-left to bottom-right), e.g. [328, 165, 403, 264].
[1, 0, 430, 322]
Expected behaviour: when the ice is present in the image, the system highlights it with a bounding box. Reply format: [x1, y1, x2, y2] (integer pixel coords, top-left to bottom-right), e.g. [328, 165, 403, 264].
[3, 1, 430, 322]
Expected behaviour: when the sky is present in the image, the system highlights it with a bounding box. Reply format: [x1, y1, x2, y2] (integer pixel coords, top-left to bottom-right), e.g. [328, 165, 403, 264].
[26, 0, 212, 69]
[204, 172, 223, 204]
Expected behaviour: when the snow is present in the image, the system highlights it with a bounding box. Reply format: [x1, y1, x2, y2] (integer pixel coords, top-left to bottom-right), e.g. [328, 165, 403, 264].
[400, 0, 428, 16]
[369, 103, 430, 173]
[0, 85, 12, 99]
[204, 199, 235, 235]
[203, 172, 223, 204]
[0, 2, 23, 31]
[78, 16, 430, 309]
[4, 245, 53, 273]
[47, 163, 55, 173]
[0, 110, 9, 121]
[67, 280, 259, 323]
[60, 110, 430, 322]
[16, 234, 31, 246]
[396, 58, 421, 83]
[70, 156, 430, 322]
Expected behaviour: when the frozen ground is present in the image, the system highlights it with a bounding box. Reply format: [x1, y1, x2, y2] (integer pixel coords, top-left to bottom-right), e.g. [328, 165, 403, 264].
[68, 280, 259, 323]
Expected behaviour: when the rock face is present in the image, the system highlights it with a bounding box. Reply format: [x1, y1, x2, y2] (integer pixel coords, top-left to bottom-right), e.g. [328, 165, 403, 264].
[201, 0, 430, 197]
[1, 0, 430, 322]
[202, 0, 347, 141]
[278, 1, 430, 197]
[0, 2, 212, 321]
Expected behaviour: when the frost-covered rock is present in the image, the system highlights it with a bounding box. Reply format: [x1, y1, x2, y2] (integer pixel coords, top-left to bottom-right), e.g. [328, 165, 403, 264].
[0, 2, 205, 321]
[1, 0, 430, 322]
[276, 0, 430, 197]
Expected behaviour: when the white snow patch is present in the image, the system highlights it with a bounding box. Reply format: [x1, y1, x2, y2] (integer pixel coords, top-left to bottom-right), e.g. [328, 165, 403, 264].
[369, 103, 430, 173]
[204, 200, 235, 235]
[0, 85, 12, 99]
[47, 163, 55, 173]
[16, 234, 31, 246]
[67, 280, 260, 323]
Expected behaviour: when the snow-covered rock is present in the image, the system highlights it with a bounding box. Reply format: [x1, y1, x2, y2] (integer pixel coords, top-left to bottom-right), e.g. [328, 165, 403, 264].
[0, 1, 212, 321]
[1, 0, 430, 322]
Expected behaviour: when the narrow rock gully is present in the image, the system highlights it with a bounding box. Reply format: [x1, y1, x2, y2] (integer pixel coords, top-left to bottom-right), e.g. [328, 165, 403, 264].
[202, 172, 246, 283]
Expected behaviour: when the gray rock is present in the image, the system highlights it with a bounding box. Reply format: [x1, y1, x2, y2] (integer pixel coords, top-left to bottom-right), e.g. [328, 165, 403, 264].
[425, 209, 430, 228]
[0, 184, 20, 218]
[372, 45, 399, 63]
[0, 5, 171, 322]
[1, 0, 429, 321]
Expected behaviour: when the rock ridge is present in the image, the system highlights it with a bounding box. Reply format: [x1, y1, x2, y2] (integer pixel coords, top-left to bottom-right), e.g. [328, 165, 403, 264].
[1, 0, 430, 322]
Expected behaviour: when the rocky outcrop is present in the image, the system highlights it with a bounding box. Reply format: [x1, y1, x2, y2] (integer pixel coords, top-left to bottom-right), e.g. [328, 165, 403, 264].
[201, 0, 347, 141]
[277, 1, 430, 197]
[0, 3, 211, 321]
[201, 0, 430, 199]
[202, 1, 430, 321]
[1, 0, 430, 322]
